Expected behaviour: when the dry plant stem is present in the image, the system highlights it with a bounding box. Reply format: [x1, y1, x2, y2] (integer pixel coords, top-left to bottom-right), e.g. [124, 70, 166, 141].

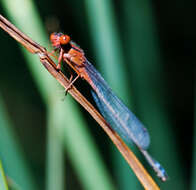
[0, 14, 160, 190]
[39, 55, 160, 190]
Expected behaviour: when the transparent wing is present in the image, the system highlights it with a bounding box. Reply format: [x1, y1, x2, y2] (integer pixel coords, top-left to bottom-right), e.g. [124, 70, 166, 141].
[84, 60, 150, 149]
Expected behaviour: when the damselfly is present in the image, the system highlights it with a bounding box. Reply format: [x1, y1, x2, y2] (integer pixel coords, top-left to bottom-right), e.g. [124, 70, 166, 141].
[50, 32, 168, 181]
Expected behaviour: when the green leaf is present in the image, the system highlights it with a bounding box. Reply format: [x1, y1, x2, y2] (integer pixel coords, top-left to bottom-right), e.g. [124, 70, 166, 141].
[0, 161, 9, 190]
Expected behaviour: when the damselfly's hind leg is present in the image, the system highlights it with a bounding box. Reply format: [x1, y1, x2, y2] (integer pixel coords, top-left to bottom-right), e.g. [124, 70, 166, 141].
[65, 74, 80, 95]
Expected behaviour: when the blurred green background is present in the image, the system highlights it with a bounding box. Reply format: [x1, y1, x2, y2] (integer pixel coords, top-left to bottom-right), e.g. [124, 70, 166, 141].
[0, 0, 194, 190]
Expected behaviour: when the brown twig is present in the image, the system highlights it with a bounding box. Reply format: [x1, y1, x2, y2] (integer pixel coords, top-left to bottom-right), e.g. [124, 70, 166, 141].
[0, 14, 160, 190]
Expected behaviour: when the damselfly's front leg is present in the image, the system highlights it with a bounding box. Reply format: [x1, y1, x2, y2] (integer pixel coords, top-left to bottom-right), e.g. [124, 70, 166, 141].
[56, 48, 64, 70]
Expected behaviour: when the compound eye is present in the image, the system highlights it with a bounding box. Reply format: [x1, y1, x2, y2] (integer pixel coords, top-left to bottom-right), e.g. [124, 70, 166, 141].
[50, 32, 63, 48]
[59, 35, 70, 45]
[50, 32, 57, 41]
